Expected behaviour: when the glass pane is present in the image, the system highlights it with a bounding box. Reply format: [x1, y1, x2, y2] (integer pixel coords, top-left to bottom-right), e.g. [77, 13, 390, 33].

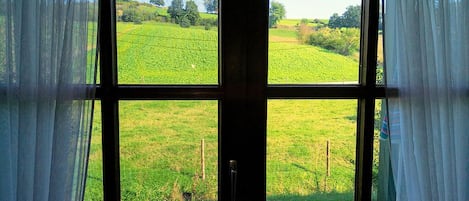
[267, 100, 357, 200]
[85, 101, 103, 201]
[373, 99, 395, 201]
[119, 101, 218, 200]
[116, 1, 218, 84]
[376, 3, 384, 85]
[268, 0, 361, 84]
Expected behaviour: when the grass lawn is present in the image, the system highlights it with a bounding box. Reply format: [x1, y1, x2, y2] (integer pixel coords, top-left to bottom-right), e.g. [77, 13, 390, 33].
[267, 100, 357, 200]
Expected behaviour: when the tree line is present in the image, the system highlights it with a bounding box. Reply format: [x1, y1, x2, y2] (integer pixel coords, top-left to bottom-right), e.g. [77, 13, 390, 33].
[294, 5, 362, 56]
[117, 0, 218, 29]
[117, 0, 288, 29]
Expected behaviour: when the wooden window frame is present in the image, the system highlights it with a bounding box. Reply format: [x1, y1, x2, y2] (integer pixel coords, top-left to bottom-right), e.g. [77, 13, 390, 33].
[96, 0, 383, 200]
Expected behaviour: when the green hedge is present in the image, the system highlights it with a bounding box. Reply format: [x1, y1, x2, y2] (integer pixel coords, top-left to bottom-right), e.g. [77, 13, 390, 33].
[308, 27, 360, 56]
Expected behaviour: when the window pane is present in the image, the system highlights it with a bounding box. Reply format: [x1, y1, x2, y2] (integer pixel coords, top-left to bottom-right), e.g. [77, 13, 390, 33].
[85, 101, 103, 201]
[119, 101, 218, 200]
[373, 99, 395, 201]
[376, 3, 384, 85]
[116, 2, 218, 84]
[268, 1, 361, 84]
[267, 100, 357, 200]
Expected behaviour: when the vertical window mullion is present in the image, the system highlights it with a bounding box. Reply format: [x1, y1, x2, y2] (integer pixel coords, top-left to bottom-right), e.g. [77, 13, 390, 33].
[220, 0, 268, 200]
[219, 0, 248, 199]
[98, 0, 121, 200]
[356, 0, 380, 200]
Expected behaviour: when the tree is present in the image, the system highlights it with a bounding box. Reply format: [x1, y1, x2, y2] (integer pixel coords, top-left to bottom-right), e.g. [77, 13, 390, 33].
[184, 0, 200, 26]
[168, 0, 184, 23]
[341, 5, 361, 28]
[269, 1, 285, 28]
[204, 0, 218, 13]
[150, 0, 165, 7]
[328, 5, 361, 28]
[328, 13, 342, 28]
[211, 0, 218, 13]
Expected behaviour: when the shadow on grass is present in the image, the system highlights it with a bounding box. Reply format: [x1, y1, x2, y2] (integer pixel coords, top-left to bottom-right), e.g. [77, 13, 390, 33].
[267, 191, 354, 201]
[292, 163, 313, 173]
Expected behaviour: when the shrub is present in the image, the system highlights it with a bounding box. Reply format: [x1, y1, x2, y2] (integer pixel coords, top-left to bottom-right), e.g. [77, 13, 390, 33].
[121, 9, 135, 22]
[308, 27, 360, 56]
[133, 16, 142, 24]
[179, 16, 191, 28]
[199, 18, 218, 28]
[297, 23, 312, 44]
[300, 18, 309, 24]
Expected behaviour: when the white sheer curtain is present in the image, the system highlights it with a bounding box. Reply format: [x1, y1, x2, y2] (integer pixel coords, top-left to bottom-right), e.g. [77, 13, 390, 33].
[0, 0, 98, 200]
[385, 0, 469, 201]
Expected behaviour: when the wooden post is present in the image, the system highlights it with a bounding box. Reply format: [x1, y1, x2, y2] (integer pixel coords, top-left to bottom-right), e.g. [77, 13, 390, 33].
[201, 139, 205, 180]
[326, 140, 330, 177]
[324, 177, 328, 192]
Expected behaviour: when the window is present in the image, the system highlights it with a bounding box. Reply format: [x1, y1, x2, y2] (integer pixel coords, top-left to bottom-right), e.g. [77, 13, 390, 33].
[90, 0, 383, 200]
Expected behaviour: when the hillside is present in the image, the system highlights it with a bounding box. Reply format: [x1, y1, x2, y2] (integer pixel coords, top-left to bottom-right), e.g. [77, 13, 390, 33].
[114, 21, 358, 84]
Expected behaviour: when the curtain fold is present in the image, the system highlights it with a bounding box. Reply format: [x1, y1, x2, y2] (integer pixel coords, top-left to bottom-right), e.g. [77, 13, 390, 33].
[384, 0, 469, 201]
[0, 0, 98, 200]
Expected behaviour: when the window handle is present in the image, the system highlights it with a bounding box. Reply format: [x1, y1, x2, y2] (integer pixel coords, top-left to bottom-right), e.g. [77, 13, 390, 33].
[229, 160, 238, 201]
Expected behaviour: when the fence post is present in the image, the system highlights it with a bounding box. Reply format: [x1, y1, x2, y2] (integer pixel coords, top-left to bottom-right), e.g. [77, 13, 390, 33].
[326, 140, 330, 177]
[201, 139, 205, 180]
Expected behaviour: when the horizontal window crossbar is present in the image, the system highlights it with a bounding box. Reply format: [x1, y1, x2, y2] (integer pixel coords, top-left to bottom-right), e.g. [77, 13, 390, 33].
[0, 84, 390, 100]
[267, 85, 386, 99]
[96, 85, 222, 100]
[92, 84, 388, 100]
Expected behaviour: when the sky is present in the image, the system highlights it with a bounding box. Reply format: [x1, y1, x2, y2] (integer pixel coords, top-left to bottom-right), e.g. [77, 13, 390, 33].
[137, 0, 361, 19]
[274, 0, 361, 19]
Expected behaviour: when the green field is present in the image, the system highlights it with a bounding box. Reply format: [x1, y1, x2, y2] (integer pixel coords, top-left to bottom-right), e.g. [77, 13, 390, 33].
[116, 22, 218, 84]
[115, 21, 358, 84]
[84, 21, 380, 201]
[276, 19, 328, 30]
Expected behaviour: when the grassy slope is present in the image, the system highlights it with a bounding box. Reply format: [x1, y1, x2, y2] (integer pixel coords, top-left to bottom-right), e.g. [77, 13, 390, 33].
[269, 42, 358, 83]
[118, 101, 218, 200]
[117, 22, 218, 84]
[115, 21, 358, 84]
[85, 22, 377, 201]
[267, 100, 357, 199]
[268, 27, 358, 83]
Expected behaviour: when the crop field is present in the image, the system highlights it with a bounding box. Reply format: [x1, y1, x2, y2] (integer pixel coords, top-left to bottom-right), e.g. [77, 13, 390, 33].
[276, 19, 328, 30]
[116, 22, 218, 84]
[114, 21, 358, 84]
[84, 21, 380, 201]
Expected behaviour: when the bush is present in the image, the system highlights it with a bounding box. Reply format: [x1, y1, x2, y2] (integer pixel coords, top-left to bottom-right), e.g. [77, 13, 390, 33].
[118, 1, 161, 22]
[121, 8, 138, 22]
[308, 27, 360, 56]
[297, 23, 312, 44]
[300, 18, 309, 24]
[179, 16, 191, 28]
[199, 18, 218, 27]
[133, 16, 142, 24]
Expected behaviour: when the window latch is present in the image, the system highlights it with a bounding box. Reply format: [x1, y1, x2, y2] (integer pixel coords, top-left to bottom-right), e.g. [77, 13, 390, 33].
[229, 160, 238, 201]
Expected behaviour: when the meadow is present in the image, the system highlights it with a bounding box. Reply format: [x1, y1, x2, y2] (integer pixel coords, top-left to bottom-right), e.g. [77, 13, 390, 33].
[84, 19, 382, 201]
